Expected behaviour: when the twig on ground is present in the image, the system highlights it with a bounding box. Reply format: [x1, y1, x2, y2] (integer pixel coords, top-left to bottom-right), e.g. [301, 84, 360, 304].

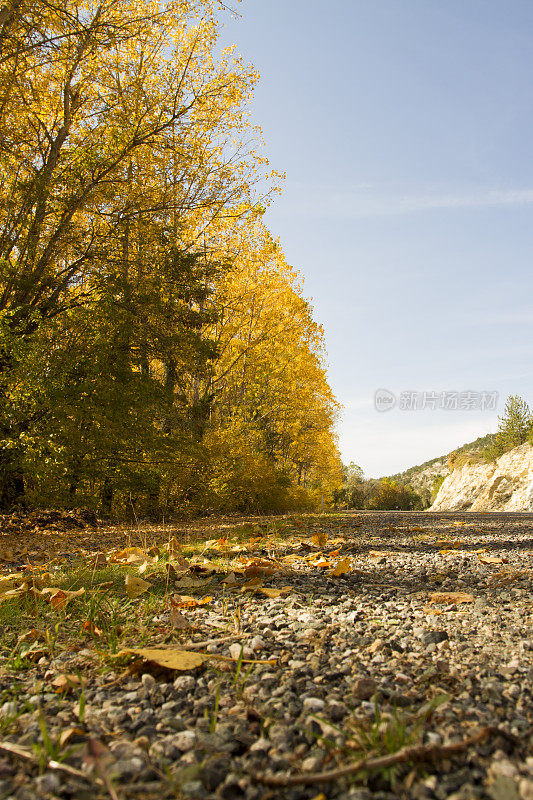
[255, 726, 519, 787]
[0, 740, 91, 781]
[184, 635, 245, 649]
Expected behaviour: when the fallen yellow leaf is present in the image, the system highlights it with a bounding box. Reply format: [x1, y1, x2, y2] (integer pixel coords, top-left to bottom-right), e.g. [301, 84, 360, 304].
[329, 558, 351, 576]
[125, 573, 151, 599]
[120, 648, 207, 671]
[110, 547, 147, 564]
[259, 586, 292, 598]
[312, 532, 328, 548]
[0, 573, 24, 592]
[174, 575, 211, 588]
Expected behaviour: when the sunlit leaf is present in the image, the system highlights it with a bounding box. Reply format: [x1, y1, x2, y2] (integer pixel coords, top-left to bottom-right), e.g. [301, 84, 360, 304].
[329, 558, 351, 576]
[312, 532, 328, 548]
[120, 648, 207, 671]
[171, 594, 213, 608]
[40, 587, 85, 609]
[259, 586, 292, 598]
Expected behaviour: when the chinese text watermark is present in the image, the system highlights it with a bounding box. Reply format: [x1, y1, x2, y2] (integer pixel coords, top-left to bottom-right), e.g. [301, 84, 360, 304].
[374, 389, 498, 412]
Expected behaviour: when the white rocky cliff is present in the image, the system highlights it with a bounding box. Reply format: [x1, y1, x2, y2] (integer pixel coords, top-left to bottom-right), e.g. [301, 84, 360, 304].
[430, 442, 533, 511]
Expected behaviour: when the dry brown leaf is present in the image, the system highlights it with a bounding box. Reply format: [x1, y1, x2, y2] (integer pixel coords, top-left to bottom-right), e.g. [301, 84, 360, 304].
[190, 559, 227, 574]
[110, 547, 146, 565]
[120, 647, 207, 671]
[127, 553, 156, 566]
[312, 532, 328, 548]
[59, 727, 86, 749]
[174, 575, 211, 589]
[490, 569, 530, 584]
[0, 586, 25, 602]
[17, 628, 46, 645]
[0, 573, 24, 592]
[244, 564, 277, 578]
[279, 553, 300, 564]
[125, 573, 151, 599]
[435, 540, 464, 549]
[429, 591, 474, 605]
[422, 606, 443, 615]
[39, 587, 85, 609]
[172, 594, 213, 608]
[169, 606, 192, 630]
[82, 619, 102, 636]
[259, 586, 292, 598]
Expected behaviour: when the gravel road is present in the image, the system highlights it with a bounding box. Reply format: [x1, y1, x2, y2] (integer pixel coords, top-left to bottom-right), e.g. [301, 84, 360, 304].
[0, 511, 531, 800]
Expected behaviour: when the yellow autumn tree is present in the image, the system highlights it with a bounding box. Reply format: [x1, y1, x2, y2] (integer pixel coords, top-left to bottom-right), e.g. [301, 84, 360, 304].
[199, 217, 343, 511]
[0, 0, 278, 509]
[0, 0, 341, 516]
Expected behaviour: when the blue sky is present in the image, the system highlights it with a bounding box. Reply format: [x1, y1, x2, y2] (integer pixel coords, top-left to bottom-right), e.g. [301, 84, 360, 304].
[218, 0, 533, 477]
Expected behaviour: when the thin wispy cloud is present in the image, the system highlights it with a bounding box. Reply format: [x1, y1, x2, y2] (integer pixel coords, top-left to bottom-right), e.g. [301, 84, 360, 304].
[281, 186, 533, 219]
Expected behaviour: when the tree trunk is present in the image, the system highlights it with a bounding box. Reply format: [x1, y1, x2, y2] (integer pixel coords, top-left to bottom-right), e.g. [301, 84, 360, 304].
[0, 448, 25, 509]
[100, 477, 114, 517]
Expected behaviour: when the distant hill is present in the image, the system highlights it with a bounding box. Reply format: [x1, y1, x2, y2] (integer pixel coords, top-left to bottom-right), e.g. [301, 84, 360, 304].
[386, 433, 494, 496]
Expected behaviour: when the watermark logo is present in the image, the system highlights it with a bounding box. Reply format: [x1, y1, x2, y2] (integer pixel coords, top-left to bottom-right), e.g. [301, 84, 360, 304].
[374, 388, 396, 412]
[374, 390, 498, 412]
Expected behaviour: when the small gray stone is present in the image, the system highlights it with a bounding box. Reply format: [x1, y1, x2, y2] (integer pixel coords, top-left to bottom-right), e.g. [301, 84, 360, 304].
[182, 780, 207, 798]
[422, 629, 449, 645]
[174, 675, 195, 693]
[303, 697, 325, 713]
[174, 730, 197, 751]
[35, 773, 61, 794]
[141, 673, 156, 690]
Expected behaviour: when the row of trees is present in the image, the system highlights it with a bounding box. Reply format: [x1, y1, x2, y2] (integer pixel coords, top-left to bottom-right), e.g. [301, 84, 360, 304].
[0, 0, 342, 515]
[334, 464, 425, 511]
